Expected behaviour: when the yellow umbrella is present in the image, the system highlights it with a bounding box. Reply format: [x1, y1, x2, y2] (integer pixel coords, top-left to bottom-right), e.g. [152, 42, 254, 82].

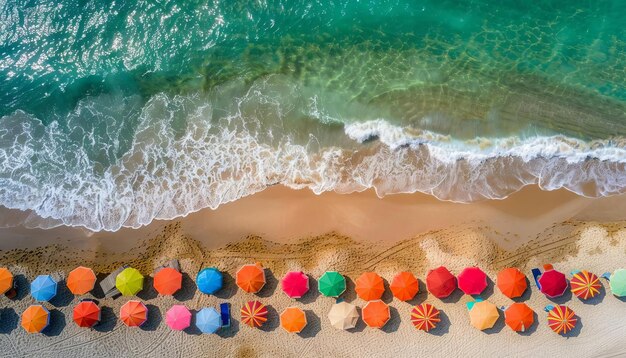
[468, 300, 499, 330]
[116, 268, 144, 296]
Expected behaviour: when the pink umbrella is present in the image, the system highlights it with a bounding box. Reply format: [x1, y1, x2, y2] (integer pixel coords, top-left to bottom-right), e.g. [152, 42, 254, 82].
[165, 305, 192, 331]
[281, 271, 309, 299]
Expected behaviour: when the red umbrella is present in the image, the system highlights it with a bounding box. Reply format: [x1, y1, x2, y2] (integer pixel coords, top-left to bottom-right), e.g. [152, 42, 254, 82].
[426, 266, 456, 298]
[538, 270, 568, 298]
[281, 271, 309, 299]
[73, 301, 101, 328]
[457, 267, 487, 295]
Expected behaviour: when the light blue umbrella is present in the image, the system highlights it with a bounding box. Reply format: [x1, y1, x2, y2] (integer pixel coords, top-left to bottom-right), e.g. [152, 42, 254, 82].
[31, 275, 57, 301]
[195, 307, 221, 334]
[196, 268, 223, 294]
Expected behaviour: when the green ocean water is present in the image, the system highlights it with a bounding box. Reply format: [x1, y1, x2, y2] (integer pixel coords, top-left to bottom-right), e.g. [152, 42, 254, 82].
[0, 0, 625, 231]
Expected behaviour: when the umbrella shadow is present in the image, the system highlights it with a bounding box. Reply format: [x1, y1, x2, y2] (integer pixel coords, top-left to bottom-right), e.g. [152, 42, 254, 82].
[257, 270, 278, 298]
[342, 277, 357, 302]
[50, 280, 73, 308]
[43, 309, 66, 337]
[547, 288, 573, 304]
[91, 273, 107, 299]
[616, 295, 626, 303]
[349, 306, 366, 333]
[518, 311, 539, 336]
[299, 310, 321, 338]
[214, 272, 237, 299]
[381, 306, 400, 333]
[512, 278, 533, 302]
[136, 277, 158, 301]
[299, 275, 320, 304]
[217, 316, 240, 338]
[13, 274, 30, 300]
[428, 309, 451, 336]
[480, 277, 495, 299]
[405, 280, 427, 306]
[380, 278, 394, 304]
[93, 306, 117, 333]
[579, 284, 606, 305]
[259, 304, 279, 332]
[183, 310, 202, 336]
[0, 308, 18, 334]
[140, 304, 162, 331]
[174, 272, 197, 302]
[562, 315, 583, 337]
[483, 310, 505, 335]
[440, 288, 463, 304]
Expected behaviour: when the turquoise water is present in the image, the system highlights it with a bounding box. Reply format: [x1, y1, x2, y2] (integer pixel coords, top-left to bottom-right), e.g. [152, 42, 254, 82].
[1, 0, 625, 231]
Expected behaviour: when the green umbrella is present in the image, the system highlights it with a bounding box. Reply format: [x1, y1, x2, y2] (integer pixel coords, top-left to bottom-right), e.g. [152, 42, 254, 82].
[610, 269, 626, 297]
[318, 271, 346, 297]
[116, 268, 144, 296]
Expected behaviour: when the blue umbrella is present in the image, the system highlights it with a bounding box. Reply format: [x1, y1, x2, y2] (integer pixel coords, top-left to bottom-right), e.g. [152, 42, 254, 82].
[196, 268, 223, 294]
[31, 275, 57, 301]
[195, 307, 221, 334]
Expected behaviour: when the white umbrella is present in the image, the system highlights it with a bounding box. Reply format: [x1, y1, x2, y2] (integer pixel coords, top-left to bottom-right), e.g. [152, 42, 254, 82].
[328, 301, 359, 330]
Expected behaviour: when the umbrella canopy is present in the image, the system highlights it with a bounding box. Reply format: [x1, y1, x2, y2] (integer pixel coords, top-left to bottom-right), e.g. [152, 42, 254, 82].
[458, 267, 488, 295]
[280, 307, 307, 333]
[469, 300, 499, 330]
[21, 305, 50, 333]
[116, 268, 144, 296]
[195, 307, 221, 334]
[31, 275, 57, 301]
[609, 269, 626, 297]
[426, 266, 457, 298]
[504, 303, 534, 332]
[538, 269, 568, 298]
[67, 266, 97, 295]
[120, 300, 148, 327]
[497, 268, 528, 299]
[166, 305, 192, 331]
[362, 300, 390, 328]
[281, 271, 309, 299]
[236, 264, 266, 293]
[355, 272, 385, 301]
[547, 305, 577, 334]
[154, 267, 182, 296]
[318, 271, 346, 297]
[411, 303, 441, 332]
[328, 301, 359, 330]
[570, 270, 601, 300]
[241, 300, 268, 328]
[0, 268, 14, 294]
[73, 301, 101, 328]
[196, 267, 223, 295]
[390, 271, 419, 301]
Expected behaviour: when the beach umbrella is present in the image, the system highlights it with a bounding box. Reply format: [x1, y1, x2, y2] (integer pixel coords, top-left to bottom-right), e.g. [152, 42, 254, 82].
[120, 300, 148, 327]
[570, 270, 601, 300]
[196, 267, 223, 295]
[241, 300, 268, 328]
[390, 271, 419, 301]
[21, 305, 50, 333]
[281, 271, 309, 299]
[410, 303, 441, 332]
[30, 275, 57, 301]
[504, 303, 534, 332]
[236, 264, 266, 293]
[497, 268, 528, 298]
[609, 269, 626, 297]
[154, 267, 182, 296]
[458, 267, 488, 295]
[362, 300, 390, 329]
[328, 301, 359, 330]
[318, 271, 346, 297]
[468, 300, 499, 331]
[67, 266, 97, 295]
[355, 272, 385, 301]
[116, 268, 144, 296]
[426, 266, 457, 298]
[547, 305, 577, 335]
[73, 301, 101, 328]
[195, 307, 221, 334]
[166, 305, 192, 331]
[0, 268, 14, 294]
[538, 269, 568, 298]
[280, 307, 307, 333]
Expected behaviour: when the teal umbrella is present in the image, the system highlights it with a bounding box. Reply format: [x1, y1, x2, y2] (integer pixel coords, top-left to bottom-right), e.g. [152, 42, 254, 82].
[610, 269, 626, 297]
[318, 271, 346, 297]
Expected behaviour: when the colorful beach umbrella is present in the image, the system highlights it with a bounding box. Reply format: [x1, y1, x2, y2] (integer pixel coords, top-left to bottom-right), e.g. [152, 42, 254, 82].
[328, 301, 359, 330]
[457, 267, 488, 295]
[362, 300, 390, 329]
[195, 307, 221, 334]
[120, 300, 148, 327]
[538, 269, 568, 298]
[547, 305, 577, 335]
[196, 267, 223, 295]
[67, 266, 97, 295]
[30, 275, 57, 301]
[116, 268, 144, 296]
[21, 305, 50, 333]
[281, 271, 309, 299]
[411, 303, 441, 332]
[355, 272, 385, 301]
[73, 301, 101, 328]
[504, 303, 534, 332]
[154, 267, 182, 296]
[236, 264, 266, 293]
[426, 266, 457, 298]
[318, 271, 346, 297]
[570, 270, 601, 300]
[497, 268, 528, 299]
[280, 307, 307, 333]
[390, 271, 419, 301]
[468, 300, 499, 331]
[166, 305, 192, 331]
[241, 300, 268, 328]
[609, 269, 626, 297]
[0, 268, 14, 294]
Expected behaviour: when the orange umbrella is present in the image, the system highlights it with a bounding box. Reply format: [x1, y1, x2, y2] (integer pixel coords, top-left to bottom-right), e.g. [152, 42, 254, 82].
[390, 271, 419, 301]
[67, 266, 97, 295]
[236, 264, 266, 293]
[570, 270, 601, 300]
[21, 305, 50, 333]
[241, 300, 268, 328]
[280, 307, 307, 333]
[355, 272, 385, 301]
[120, 300, 148, 327]
[504, 303, 534, 332]
[153, 267, 183, 296]
[362, 300, 390, 328]
[497, 268, 527, 299]
[547, 305, 577, 334]
[0, 267, 13, 294]
[73, 301, 101, 328]
[411, 303, 441, 332]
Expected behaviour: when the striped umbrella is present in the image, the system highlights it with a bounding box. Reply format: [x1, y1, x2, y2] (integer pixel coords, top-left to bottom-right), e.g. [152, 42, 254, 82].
[241, 301, 268, 328]
[570, 270, 601, 300]
[410, 303, 441, 332]
[547, 305, 577, 335]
